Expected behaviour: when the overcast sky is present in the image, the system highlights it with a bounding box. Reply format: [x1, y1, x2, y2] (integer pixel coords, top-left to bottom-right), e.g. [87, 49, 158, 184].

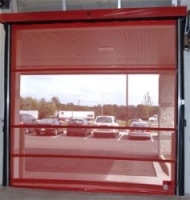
[20, 74, 158, 106]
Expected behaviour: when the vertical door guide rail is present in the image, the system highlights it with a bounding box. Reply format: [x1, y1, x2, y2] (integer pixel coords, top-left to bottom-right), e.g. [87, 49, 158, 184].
[176, 17, 186, 196]
[3, 23, 11, 187]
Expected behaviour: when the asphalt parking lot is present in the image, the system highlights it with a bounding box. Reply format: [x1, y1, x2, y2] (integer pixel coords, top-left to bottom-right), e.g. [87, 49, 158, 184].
[21, 131, 160, 175]
[11, 130, 173, 193]
[23, 130, 160, 159]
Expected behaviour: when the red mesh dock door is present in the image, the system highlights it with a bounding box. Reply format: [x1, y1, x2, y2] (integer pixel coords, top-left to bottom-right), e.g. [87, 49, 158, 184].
[0, 6, 187, 196]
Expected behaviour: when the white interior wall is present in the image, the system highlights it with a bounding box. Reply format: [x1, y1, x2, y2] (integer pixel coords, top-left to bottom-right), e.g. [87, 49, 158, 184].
[180, 0, 190, 9]
[184, 50, 190, 194]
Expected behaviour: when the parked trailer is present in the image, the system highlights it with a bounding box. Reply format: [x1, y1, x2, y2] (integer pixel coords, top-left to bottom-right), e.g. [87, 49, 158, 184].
[20, 110, 39, 119]
[57, 111, 95, 121]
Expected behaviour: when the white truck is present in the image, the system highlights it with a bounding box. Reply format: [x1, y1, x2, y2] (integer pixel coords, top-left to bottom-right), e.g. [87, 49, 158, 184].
[93, 115, 119, 137]
[57, 111, 95, 121]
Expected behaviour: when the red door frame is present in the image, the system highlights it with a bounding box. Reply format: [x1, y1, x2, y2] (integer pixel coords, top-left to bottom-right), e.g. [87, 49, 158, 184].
[0, 6, 187, 196]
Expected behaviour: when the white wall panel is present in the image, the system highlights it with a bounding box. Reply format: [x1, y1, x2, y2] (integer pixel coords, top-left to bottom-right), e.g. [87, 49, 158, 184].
[184, 49, 190, 194]
[180, 0, 190, 9]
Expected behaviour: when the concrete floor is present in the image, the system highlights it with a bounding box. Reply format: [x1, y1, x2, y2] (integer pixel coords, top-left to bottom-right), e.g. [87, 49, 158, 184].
[1, 187, 190, 200]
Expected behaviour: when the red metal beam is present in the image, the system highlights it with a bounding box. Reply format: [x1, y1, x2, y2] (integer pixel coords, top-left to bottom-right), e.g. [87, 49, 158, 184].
[0, 6, 187, 23]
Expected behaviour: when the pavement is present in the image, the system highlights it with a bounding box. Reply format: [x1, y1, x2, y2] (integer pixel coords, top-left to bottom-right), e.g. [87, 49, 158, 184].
[1, 187, 190, 200]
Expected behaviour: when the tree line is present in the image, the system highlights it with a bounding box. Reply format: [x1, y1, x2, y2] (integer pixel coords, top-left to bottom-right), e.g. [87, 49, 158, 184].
[20, 93, 158, 120]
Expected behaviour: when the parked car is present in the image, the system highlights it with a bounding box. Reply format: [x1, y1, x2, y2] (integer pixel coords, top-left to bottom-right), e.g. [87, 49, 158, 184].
[130, 118, 142, 124]
[149, 114, 158, 122]
[93, 115, 119, 137]
[67, 118, 90, 136]
[35, 118, 63, 136]
[128, 121, 151, 140]
[20, 113, 37, 134]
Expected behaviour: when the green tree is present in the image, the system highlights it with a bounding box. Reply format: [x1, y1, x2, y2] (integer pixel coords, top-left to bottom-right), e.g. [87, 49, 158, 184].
[127, 105, 137, 119]
[141, 91, 154, 118]
[20, 96, 39, 110]
[103, 104, 114, 115]
[38, 98, 56, 119]
[51, 96, 61, 109]
[136, 104, 149, 120]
